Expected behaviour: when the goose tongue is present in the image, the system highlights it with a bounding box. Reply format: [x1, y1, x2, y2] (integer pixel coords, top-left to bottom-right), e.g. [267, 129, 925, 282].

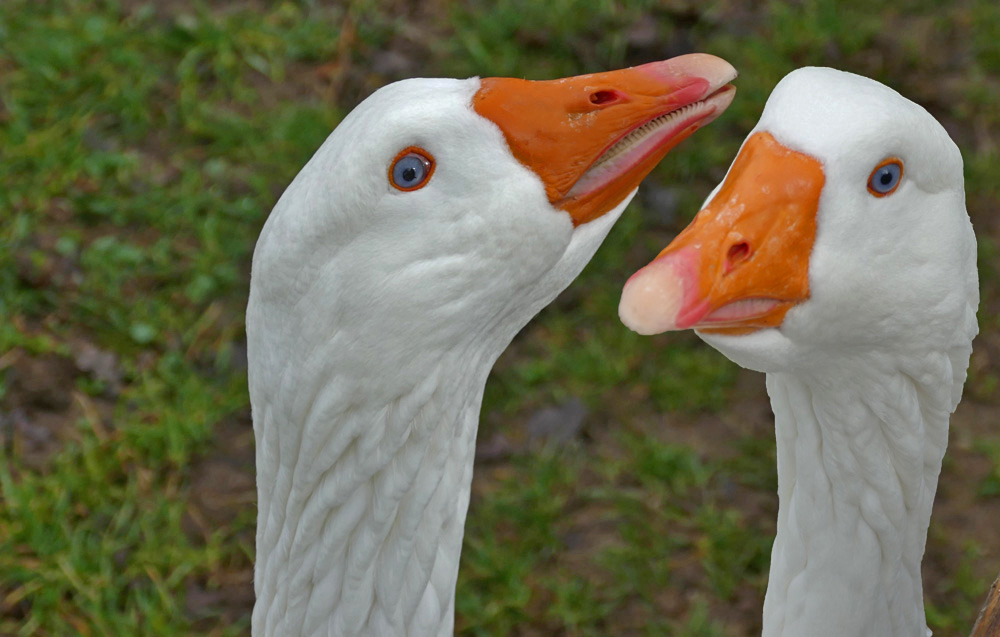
[474, 54, 737, 226]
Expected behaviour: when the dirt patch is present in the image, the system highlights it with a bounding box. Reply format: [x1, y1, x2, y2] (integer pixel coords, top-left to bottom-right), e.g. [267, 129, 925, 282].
[181, 412, 256, 629]
[928, 402, 1000, 606]
[0, 347, 116, 472]
[182, 413, 256, 539]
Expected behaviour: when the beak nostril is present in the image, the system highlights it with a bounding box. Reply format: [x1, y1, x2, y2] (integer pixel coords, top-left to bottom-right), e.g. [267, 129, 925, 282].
[726, 242, 750, 271]
[589, 90, 624, 106]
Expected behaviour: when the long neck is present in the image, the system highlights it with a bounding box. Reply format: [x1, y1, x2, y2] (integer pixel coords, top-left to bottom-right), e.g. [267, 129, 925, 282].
[251, 351, 490, 637]
[762, 352, 960, 637]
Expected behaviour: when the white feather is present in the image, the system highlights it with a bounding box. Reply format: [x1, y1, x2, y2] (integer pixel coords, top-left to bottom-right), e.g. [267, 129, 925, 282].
[246, 76, 633, 636]
[699, 68, 979, 636]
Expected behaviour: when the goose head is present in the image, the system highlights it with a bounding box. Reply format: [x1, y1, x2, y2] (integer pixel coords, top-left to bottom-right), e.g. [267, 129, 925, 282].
[619, 67, 978, 377]
[248, 56, 737, 394]
[247, 56, 737, 636]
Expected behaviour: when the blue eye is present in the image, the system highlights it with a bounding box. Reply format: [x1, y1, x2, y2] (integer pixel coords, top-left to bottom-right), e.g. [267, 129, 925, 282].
[390, 149, 434, 191]
[867, 159, 903, 197]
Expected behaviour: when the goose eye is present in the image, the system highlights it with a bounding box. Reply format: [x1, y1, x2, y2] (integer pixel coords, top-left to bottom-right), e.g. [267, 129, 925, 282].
[389, 148, 434, 191]
[867, 159, 903, 197]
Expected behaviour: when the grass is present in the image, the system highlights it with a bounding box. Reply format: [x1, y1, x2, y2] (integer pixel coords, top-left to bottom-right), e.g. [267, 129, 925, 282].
[2, 0, 999, 635]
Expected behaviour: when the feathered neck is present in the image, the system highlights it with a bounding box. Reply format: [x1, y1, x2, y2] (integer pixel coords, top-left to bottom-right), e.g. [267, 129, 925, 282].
[251, 347, 493, 637]
[761, 341, 972, 637]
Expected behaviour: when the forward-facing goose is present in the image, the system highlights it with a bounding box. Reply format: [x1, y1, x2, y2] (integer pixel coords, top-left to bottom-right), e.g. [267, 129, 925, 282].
[618, 67, 979, 636]
[246, 55, 736, 636]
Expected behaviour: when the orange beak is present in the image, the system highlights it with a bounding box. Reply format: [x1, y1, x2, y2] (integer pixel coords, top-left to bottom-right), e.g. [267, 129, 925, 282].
[474, 54, 737, 226]
[619, 131, 825, 336]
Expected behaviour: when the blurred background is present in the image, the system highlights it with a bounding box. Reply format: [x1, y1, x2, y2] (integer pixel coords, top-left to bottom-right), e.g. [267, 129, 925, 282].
[1, 1, 999, 635]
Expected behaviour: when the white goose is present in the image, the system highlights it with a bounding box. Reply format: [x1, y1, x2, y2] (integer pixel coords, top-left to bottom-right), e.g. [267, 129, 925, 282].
[619, 67, 979, 636]
[246, 55, 737, 636]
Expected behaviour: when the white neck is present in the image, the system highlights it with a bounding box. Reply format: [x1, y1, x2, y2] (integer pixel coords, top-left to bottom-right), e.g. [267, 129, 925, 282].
[761, 351, 961, 637]
[245, 189, 628, 635]
[251, 350, 491, 637]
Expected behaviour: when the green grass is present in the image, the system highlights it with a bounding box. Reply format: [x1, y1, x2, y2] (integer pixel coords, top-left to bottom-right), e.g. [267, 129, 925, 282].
[2, 0, 1000, 635]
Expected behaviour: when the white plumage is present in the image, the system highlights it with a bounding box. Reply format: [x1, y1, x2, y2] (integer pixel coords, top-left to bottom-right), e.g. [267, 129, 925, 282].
[247, 57, 736, 636]
[621, 67, 979, 636]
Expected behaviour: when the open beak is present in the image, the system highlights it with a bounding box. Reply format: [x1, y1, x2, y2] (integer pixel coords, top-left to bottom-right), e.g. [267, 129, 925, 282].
[474, 54, 737, 226]
[619, 131, 824, 336]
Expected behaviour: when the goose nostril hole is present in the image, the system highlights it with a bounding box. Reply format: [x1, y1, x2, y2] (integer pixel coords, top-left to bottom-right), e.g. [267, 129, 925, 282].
[589, 90, 622, 105]
[727, 242, 750, 269]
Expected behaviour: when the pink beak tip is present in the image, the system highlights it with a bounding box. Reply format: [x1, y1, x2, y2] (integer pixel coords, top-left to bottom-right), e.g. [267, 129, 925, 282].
[639, 54, 737, 89]
[619, 246, 714, 335]
[619, 258, 686, 335]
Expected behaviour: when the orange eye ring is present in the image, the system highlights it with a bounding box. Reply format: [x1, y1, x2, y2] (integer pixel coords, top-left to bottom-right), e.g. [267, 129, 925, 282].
[867, 158, 904, 197]
[389, 147, 435, 192]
